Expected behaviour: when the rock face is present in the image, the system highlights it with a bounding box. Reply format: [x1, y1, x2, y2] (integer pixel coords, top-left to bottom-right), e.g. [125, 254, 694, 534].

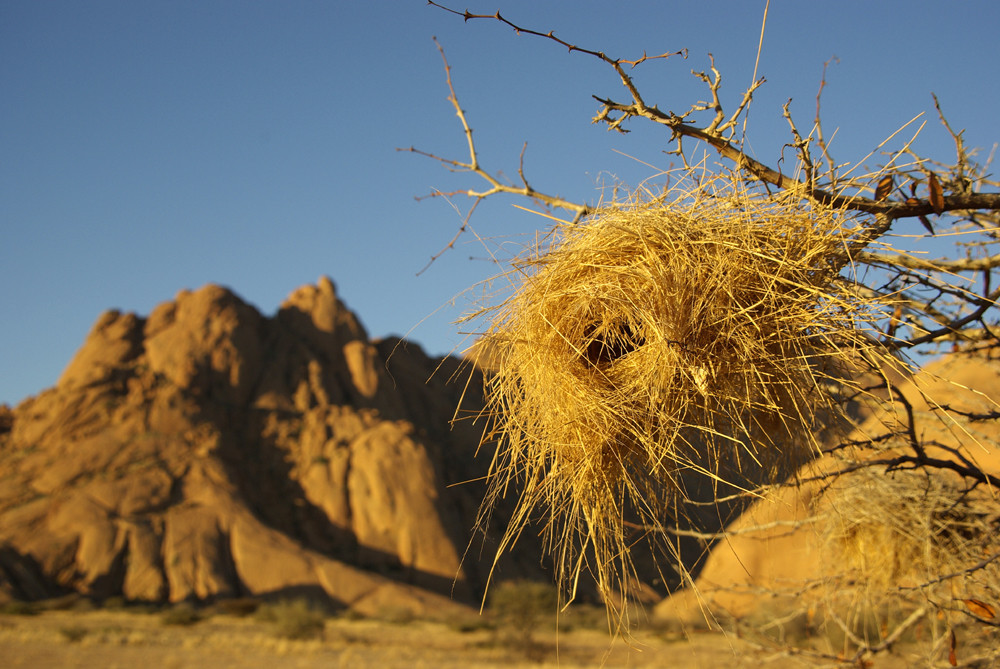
[0, 278, 542, 615]
[654, 351, 1000, 624]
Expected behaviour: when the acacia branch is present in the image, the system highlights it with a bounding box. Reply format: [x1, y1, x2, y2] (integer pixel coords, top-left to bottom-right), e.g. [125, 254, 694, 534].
[595, 95, 1000, 216]
[813, 58, 840, 187]
[783, 98, 814, 186]
[419, 5, 1000, 652]
[422, 1, 1000, 355]
[429, 1, 1000, 236]
[854, 607, 929, 661]
[868, 451, 1000, 490]
[857, 252, 1000, 273]
[402, 39, 588, 218]
[427, 0, 686, 107]
[894, 284, 1000, 349]
[624, 516, 822, 542]
[904, 550, 1000, 592]
[400, 37, 591, 272]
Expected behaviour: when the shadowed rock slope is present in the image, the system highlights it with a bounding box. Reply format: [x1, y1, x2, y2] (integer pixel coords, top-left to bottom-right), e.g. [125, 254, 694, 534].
[0, 277, 543, 616]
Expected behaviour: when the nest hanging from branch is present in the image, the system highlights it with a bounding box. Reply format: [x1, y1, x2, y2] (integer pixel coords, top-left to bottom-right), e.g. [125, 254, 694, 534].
[467, 178, 905, 609]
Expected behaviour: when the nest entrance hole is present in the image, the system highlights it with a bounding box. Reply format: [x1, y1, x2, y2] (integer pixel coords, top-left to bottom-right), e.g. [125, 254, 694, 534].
[583, 321, 646, 366]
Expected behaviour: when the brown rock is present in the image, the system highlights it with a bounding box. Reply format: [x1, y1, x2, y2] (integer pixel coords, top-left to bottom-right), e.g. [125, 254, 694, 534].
[655, 352, 1000, 624]
[0, 405, 12, 435]
[120, 520, 167, 602]
[58, 310, 144, 390]
[0, 278, 544, 615]
[144, 284, 265, 405]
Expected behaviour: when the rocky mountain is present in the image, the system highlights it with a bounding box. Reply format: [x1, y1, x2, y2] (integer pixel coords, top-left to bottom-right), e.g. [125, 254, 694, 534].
[0, 277, 544, 616]
[10, 274, 992, 626]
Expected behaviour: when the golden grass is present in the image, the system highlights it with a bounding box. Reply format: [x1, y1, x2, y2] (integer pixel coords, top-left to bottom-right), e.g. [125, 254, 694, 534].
[825, 462, 1000, 595]
[465, 175, 905, 618]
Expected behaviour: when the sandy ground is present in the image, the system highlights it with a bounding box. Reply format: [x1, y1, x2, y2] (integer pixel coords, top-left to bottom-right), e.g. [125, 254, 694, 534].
[0, 607, 779, 669]
[0, 607, 961, 669]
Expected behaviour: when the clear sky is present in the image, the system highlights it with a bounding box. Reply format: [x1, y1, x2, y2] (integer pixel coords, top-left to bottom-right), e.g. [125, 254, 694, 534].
[2, 1, 999, 407]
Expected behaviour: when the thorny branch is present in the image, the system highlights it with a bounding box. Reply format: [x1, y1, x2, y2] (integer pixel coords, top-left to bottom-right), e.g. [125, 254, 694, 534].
[411, 5, 1000, 660]
[412, 3, 999, 358]
[426, 3, 1000, 216]
[399, 37, 591, 273]
[421, 7, 986, 211]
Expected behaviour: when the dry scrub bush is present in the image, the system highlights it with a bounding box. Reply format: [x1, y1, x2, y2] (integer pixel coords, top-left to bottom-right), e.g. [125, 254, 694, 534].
[255, 598, 327, 640]
[160, 602, 204, 626]
[488, 579, 559, 653]
[467, 175, 903, 615]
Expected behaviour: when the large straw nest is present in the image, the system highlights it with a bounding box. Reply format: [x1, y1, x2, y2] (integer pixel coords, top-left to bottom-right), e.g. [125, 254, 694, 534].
[468, 179, 900, 608]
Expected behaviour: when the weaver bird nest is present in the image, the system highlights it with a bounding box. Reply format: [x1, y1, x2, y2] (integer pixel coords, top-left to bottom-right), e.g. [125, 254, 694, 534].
[470, 179, 903, 606]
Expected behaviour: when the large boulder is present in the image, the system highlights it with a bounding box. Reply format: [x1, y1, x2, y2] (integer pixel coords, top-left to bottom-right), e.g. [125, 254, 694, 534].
[654, 351, 1000, 624]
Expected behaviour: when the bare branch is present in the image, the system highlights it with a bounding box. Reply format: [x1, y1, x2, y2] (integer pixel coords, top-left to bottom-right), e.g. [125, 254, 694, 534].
[857, 251, 1000, 273]
[400, 36, 592, 270]
[814, 57, 840, 186]
[782, 99, 813, 186]
[415, 8, 1000, 654]
[904, 551, 1000, 592]
[415, 195, 483, 276]
[429, 1, 1000, 226]
[896, 284, 1000, 349]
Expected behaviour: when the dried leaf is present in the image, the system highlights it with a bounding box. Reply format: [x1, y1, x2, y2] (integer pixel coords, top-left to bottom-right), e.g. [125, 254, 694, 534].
[885, 304, 903, 338]
[918, 215, 935, 236]
[949, 629, 958, 666]
[875, 174, 894, 202]
[963, 598, 996, 620]
[929, 172, 945, 214]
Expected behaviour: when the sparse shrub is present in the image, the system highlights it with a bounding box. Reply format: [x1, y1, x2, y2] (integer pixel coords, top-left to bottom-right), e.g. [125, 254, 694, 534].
[72, 598, 96, 612]
[450, 616, 494, 634]
[256, 598, 326, 640]
[213, 597, 261, 617]
[122, 601, 158, 615]
[489, 580, 558, 658]
[560, 603, 607, 631]
[59, 625, 88, 643]
[101, 595, 127, 611]
[738, 605, 814, 646]
[337, 607, 365, 621]
[375, 605, 415, 625]
[35, 594, 83, 611]
[161, 602, 203, 626]
[0, 599, 38, 616]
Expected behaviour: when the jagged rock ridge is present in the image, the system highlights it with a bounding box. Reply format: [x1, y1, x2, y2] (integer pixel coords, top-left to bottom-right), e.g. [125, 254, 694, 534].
[0, 277, 543, 615]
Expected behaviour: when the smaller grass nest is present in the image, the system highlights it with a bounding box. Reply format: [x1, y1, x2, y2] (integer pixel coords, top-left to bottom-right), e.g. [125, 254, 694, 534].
[825, 463, 1000, 597]
[470, 181, 898, 606]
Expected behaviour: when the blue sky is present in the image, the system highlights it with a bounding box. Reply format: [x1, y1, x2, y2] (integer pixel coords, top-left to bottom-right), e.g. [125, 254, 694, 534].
[2, 1, 999, 406]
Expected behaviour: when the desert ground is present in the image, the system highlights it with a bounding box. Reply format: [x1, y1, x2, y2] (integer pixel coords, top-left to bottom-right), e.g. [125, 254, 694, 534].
[0, 607, 711, 669]
[0, 602, 950, 669]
